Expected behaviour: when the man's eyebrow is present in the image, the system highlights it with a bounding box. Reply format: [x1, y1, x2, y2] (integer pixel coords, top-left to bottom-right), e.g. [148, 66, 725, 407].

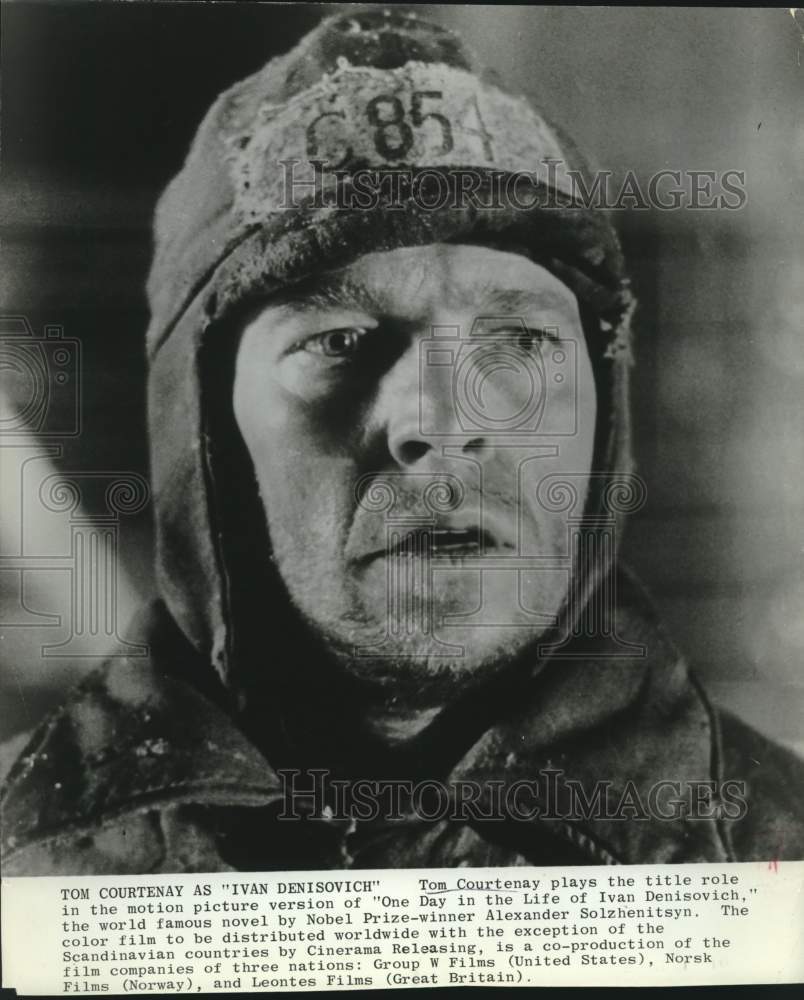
[476, 287, 575, 317]
[271, 275, 384, 315]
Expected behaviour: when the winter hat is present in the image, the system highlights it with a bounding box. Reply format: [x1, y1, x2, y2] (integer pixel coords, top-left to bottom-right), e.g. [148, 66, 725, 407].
[146, 8, 636, 688]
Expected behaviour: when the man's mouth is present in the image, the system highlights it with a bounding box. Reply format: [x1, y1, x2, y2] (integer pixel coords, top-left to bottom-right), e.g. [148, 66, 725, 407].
[430, 527, 492, 554]
[382, 526, 499, 559]
[349, 508, 518, 568]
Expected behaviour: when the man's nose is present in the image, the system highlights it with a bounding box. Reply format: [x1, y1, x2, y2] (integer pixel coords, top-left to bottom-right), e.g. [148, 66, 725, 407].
[378, 341, 496, 468]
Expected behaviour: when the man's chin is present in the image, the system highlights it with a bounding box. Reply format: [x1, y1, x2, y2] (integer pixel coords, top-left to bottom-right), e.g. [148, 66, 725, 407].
[281, 562, 565, 703]
[324, 618, 547, 708]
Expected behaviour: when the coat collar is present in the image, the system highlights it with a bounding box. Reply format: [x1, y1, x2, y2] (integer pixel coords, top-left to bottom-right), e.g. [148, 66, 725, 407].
[0, 657, 282, 861]
[447, 602, 731, 864]
[2, 573, 731, 866]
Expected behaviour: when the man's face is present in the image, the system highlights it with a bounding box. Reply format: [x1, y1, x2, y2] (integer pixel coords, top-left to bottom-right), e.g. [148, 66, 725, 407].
[233, 244, 596, 707]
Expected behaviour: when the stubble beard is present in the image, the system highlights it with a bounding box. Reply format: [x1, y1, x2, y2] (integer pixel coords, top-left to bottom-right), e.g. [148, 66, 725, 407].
[269, 543, 570, 711]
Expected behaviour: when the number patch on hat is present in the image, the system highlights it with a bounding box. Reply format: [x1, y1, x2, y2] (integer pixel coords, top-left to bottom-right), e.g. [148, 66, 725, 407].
[305, 89, 495, 168]
[226, 62, 570, 217]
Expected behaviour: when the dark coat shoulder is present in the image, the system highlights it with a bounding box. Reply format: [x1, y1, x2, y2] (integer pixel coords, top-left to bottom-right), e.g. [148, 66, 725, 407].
[717, 710, 804, 861]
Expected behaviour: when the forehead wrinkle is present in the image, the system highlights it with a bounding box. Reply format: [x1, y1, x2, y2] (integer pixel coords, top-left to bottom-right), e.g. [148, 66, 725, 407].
[264, 258, 576, 322]
[282, 257, 441, 320]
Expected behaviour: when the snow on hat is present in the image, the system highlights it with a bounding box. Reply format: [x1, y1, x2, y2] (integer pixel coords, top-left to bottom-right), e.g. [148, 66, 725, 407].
[147, 8, 631, 358]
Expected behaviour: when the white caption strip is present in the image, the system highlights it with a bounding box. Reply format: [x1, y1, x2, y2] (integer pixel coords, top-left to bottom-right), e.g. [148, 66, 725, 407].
[3, 862, 803, 993]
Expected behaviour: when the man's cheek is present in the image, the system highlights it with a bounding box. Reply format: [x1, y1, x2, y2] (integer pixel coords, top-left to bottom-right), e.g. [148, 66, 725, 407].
[259, 459, 351, 547]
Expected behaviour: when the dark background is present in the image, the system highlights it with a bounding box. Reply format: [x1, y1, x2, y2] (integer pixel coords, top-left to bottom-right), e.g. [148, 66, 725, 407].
[1, 3, 802, 754]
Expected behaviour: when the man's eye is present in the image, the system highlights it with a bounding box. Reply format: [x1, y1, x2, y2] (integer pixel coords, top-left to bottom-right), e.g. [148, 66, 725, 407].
[517, 328, 556, 350]
[488, 326, 557, 350]
[302, 327, 370, 359]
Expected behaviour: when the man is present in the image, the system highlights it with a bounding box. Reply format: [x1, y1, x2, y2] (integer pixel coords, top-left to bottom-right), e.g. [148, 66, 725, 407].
[2, 8, 802, 873]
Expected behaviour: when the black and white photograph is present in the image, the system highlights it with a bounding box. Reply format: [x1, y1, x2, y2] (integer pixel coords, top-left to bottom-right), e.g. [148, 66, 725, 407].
[1, 0, 803, 960]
